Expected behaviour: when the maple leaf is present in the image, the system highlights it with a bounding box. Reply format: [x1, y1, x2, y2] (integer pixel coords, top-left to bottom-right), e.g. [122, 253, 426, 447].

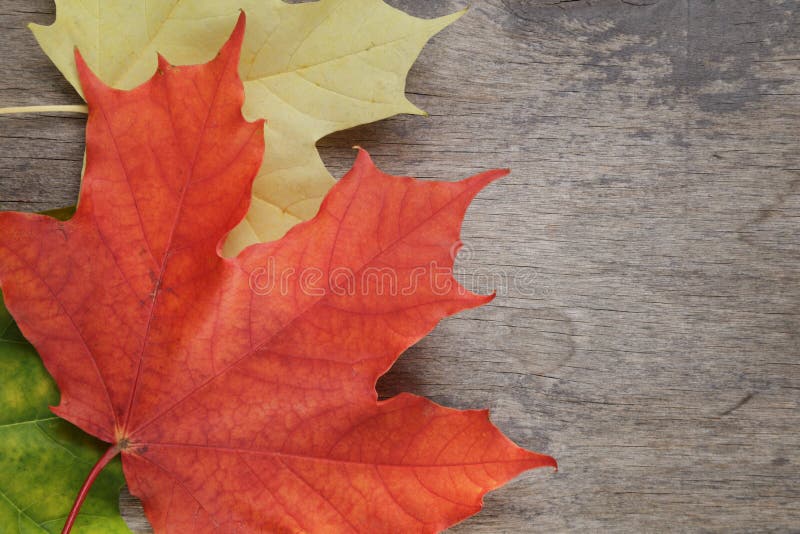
[0, 290, 130, 533]
[0, 15, 555, 532]
[29, 0, 462, 254]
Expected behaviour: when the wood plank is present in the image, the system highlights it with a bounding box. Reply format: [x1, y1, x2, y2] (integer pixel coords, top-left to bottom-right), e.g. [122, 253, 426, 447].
[1, 0, 798, 531]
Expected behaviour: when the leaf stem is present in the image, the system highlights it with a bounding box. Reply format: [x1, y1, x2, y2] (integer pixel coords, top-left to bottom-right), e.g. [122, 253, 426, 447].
[0, 105, 88, 115]
[61, 443, 121, 534]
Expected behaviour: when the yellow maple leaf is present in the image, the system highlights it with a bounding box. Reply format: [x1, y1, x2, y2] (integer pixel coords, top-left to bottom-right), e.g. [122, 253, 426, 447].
[30, 0, 462, 254]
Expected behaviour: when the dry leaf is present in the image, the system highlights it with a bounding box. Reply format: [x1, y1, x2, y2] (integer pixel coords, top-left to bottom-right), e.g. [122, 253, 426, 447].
[31, 0, 462, 254]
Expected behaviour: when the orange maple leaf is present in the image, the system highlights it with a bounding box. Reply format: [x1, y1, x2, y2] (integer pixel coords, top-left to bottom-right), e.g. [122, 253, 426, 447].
[0, 14, 555, 533]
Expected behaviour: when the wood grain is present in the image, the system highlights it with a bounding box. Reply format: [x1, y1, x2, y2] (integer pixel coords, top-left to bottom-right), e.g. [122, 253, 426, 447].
[1, 0, 799, 531]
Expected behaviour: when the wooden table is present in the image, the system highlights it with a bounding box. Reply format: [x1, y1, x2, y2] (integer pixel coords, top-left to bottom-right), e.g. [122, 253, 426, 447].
[1, 0, 798, 531]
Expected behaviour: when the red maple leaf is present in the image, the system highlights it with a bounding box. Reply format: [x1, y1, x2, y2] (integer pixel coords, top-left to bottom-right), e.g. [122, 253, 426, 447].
[0, 14, 555, 533]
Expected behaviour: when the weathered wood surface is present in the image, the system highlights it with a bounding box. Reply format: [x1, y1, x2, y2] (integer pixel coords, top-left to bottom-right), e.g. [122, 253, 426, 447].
[1, 0, 799, 531]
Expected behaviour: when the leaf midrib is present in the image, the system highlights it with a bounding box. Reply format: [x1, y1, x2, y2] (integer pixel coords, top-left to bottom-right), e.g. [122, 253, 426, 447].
[119, 37, 239, 435]
[143, 441, 532, 469]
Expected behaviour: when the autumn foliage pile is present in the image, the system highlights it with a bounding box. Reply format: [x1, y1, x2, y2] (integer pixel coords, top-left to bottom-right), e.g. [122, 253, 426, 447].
[0, 5, 555, 534]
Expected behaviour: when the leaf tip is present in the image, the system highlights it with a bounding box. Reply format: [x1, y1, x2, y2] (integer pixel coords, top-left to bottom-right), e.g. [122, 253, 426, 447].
[27, 21, 52, 41]
[409, 105, 429, 117]
[519, 440, 558, 473]
[234, 10, 247, 36]
[400, 95, 428, 117]
[73, 47, 102, 99]
[227, 10, 248, 52]
[463, 168, 509, 196]
[435, 5, 470, 29]
[548, 455, 559, 472]
[73, 46, 85, 69]
[203, 10, 248, 88]
[514, 441, 558, 475]
[156, 53, 170, 71]
[530, 451, 558, 474]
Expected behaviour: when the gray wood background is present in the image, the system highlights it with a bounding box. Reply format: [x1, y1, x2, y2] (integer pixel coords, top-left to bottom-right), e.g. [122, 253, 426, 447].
[1, 0, 798, 532]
